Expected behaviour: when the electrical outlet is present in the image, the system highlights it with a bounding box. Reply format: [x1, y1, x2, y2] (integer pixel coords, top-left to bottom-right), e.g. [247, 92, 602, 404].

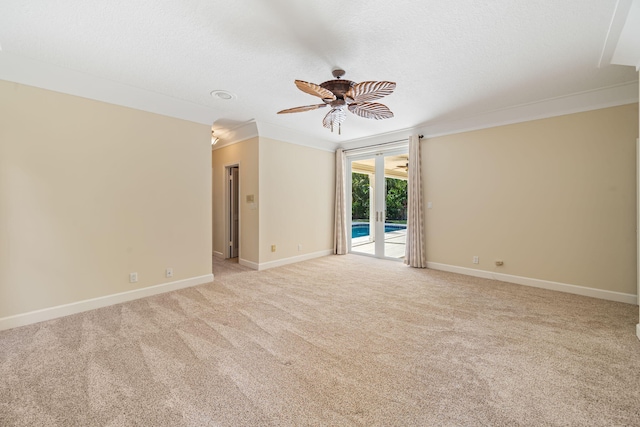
[166, 268, 173, 278]
[473, 256, 479, 264]
[298, 244, 302, 252]
[495, 260, 504, 266]
[271, 244, 276, 252]
[129, 272, 138, 283]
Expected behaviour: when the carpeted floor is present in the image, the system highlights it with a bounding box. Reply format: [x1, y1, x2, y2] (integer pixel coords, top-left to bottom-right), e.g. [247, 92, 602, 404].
[1, 255, 639, 426]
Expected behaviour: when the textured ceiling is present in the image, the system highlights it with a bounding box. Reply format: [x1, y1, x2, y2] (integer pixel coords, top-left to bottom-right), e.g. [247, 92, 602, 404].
[0, 0, 638, 147]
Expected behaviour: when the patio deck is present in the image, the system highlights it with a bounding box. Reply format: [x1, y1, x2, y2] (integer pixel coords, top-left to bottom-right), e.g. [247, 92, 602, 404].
[351, 228, 406, 259]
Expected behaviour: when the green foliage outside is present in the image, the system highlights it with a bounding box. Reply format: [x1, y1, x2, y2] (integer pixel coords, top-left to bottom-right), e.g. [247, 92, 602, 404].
[352, 173, 370, 221]
[385, 178, 407, 222]
[351, 173, 407, 223]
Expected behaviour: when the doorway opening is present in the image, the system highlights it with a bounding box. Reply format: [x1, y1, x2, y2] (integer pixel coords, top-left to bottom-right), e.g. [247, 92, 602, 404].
[226, 165, 240, 259]
[348, 149, 408, 260]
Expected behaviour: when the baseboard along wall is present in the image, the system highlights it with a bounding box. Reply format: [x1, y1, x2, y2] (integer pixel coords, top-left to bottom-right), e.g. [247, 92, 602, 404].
[0, 274, 214, 331]
[239, 249, 334, 271]
[3, 258, 634, 332]
[427, 262, 637, 305]
[239, 258, 259, 270]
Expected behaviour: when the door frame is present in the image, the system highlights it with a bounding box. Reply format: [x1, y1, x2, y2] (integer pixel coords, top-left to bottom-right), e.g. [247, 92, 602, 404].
[346, 146, 408, 260]
[224, 163, 241, 259]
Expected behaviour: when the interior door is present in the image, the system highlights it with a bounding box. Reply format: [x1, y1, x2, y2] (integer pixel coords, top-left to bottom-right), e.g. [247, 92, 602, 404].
[348, 149, 408, 259]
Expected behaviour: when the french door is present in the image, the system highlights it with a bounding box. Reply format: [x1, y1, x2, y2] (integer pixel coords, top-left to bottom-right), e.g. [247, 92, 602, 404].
[348, 148, 408, 260]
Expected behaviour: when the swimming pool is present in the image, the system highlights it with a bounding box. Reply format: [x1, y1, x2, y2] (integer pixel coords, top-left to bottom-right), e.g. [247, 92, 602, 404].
[352, 223, 406, 238]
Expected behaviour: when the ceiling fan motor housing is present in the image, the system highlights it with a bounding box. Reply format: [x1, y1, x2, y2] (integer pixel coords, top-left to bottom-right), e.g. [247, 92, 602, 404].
[320, 79, 355, 104]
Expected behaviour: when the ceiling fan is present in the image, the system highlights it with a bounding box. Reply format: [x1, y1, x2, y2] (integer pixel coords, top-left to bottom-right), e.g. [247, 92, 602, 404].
[277, 69, 396, 135]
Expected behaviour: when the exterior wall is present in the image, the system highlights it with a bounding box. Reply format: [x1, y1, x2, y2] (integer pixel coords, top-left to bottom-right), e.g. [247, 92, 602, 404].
[211, 137, 260, 265]
[423, 104, 639, 296]
[0, 80, 212, 319]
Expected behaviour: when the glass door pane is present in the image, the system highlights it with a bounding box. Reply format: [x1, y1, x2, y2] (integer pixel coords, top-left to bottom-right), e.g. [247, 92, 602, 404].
[383, 154, 408, 259]
[350, 157, 376, 256]
[348, 150, 408, 260]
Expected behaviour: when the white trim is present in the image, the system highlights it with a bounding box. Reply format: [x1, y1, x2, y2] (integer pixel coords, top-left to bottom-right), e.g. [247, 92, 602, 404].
[637, 323, 640, 341]
[610, 0, 640, 68]
[341, 128, 420, 151]
[0, 274, 214, 331]
[239, 258, 259, 270]
[211, 121, 259, 150]
[2, 52, 636, 149]
[224, 162, 241, 260]
[0, 51, 222, 126]
[341, 82, 639, 150]
[213, 251, 224, 259]
[258, 249, 333, 271]
[599, 0, 634, 67]
[427, 262, 637, 305]
[416, 82, 639, 140]
[256, 121, 337, 152]
[344, 141, 409, 157]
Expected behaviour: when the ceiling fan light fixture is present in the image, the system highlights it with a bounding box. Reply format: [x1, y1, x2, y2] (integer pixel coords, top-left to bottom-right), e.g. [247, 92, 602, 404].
[277, 69, 395, 135]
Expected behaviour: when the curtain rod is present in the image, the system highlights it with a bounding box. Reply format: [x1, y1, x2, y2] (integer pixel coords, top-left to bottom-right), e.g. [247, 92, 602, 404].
[342, 135, 423, 153]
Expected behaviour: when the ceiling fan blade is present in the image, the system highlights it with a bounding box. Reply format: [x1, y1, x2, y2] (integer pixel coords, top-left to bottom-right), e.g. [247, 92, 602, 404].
[322, 108, 346, 129]
[345, 81, 396, 103]
[277, 104, 327, 114]
[348, 102, 394, 120]
[295, 80, 336, 102]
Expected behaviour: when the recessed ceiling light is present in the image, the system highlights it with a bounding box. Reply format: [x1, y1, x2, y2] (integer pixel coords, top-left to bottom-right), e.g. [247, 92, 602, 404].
[210, 90, 237, 100]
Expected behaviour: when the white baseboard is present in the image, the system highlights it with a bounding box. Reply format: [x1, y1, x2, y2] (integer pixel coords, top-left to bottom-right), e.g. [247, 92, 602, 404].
[427, 262, 637, 305]
[213, 251, 224, 259]
[0, 274, 214, 331]
[258, 249, 334, 271]
[239, 258, 259, 270]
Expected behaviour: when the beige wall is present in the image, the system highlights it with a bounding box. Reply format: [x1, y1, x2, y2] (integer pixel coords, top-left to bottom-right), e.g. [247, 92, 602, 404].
[258, 137, 334, 263]
[424, 104, 639, 295]
[211, 137, 260, 264]
[0, 81, 212, 318]
[211, 137, 334, 268]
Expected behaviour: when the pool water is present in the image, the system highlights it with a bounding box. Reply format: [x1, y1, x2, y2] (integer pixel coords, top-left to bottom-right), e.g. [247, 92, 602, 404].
[352, 223, 406, 238]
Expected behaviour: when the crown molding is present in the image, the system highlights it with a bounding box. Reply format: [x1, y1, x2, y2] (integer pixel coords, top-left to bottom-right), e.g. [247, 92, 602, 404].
[0, 51, 223, 126]
[3, 51, 636, 153]
[599, 0, 634, 68]
[256, 121, 338, 152]
[212, 119, 337, 152]
[325, 81, 639, 150]
[211, 120, 259, 150]
[415, 81, 639, 140]
[609, 0, 640, 69]
[340, 128, 417, 151]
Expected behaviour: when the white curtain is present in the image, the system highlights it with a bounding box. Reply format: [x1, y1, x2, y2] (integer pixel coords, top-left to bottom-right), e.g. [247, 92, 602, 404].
[334, 148, 348, 255]
[404, 135, 427, 267]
